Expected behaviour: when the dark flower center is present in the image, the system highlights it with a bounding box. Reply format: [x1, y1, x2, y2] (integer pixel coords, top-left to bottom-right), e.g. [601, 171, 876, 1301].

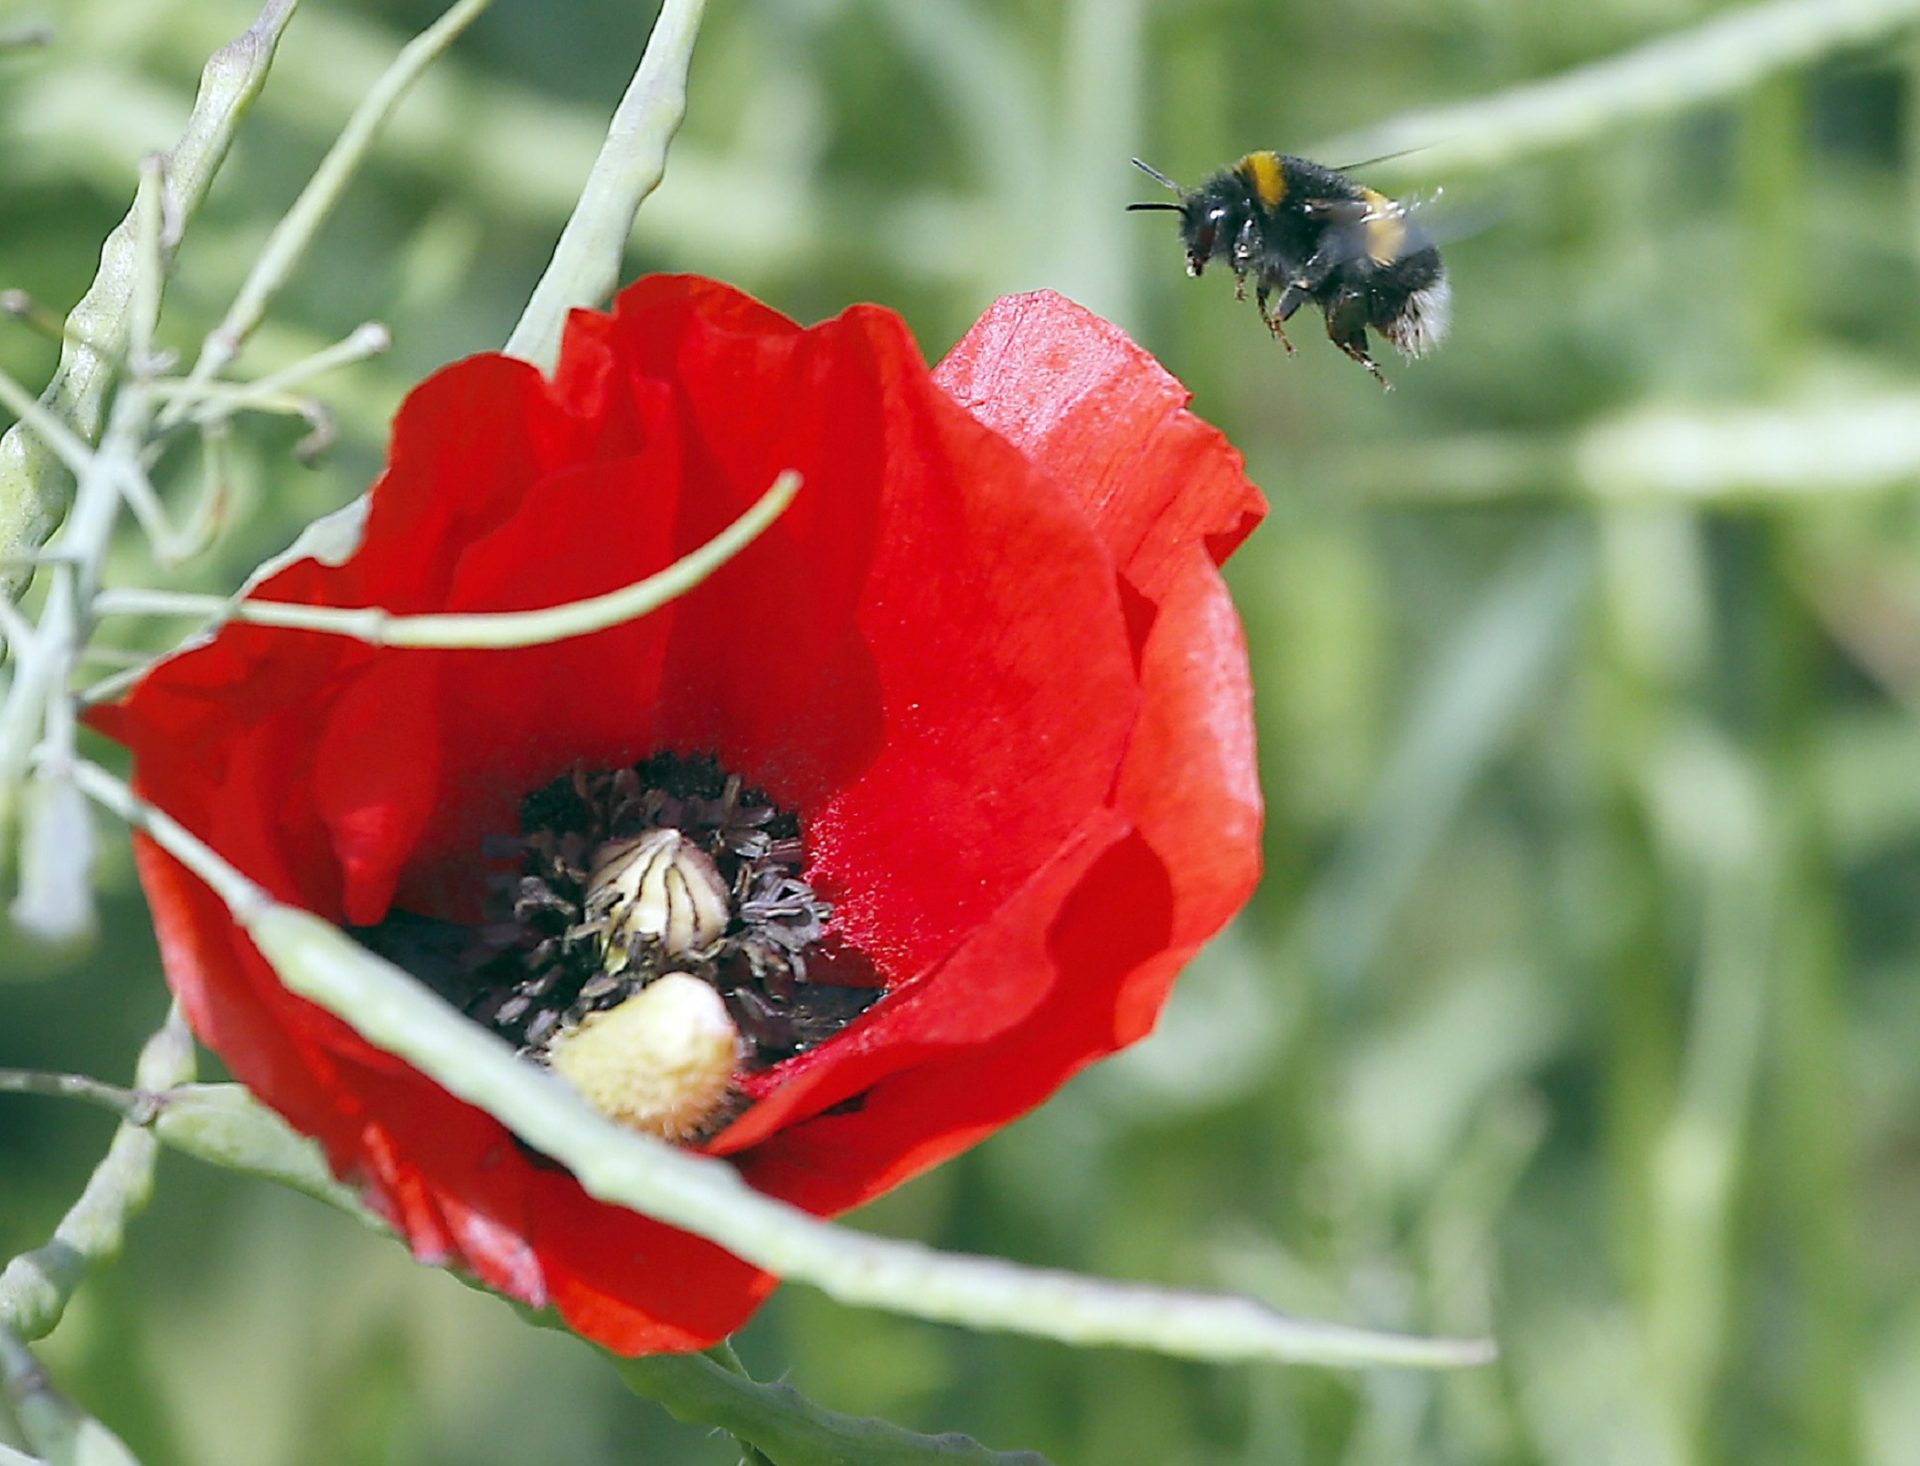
[355, 753, 883, 1084]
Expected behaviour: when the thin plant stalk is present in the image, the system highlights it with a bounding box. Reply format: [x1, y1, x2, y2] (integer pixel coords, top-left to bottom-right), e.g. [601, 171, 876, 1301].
[0, 1010, 196, 1343]
[158, 0, 494, 423]
[1313, 0, 1920, 182]
[88, 470, 798, 652]
[0, 0, 302, 599]
[505, 0, 710, 369]
[63, 755, 1496, 1373]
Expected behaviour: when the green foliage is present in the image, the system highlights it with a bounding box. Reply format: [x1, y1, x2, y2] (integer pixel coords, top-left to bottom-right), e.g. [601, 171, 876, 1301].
[5, 0, 1919, 1460]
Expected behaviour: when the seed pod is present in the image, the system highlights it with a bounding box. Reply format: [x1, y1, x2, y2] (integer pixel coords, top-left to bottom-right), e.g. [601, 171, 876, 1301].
[546, 973, 742, 1142]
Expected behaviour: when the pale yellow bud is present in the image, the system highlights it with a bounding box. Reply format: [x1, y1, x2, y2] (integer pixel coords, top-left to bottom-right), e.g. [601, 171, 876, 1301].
[587, 828, 731, 971]
[546, 974, 741, 1142]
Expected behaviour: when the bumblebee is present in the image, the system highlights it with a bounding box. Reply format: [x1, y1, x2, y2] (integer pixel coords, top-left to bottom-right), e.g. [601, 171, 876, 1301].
[1129, 152, 1450, 388]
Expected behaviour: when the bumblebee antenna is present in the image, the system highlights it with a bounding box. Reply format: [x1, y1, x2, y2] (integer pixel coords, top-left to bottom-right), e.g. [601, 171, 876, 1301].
[1130, 157, 1183, 193]
[1125, 202, 1184, 213]
[1332, 143, 1431, 172]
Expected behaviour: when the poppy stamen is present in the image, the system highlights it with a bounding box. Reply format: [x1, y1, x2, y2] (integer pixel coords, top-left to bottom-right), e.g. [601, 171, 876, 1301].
[353, 752, 883, 1141]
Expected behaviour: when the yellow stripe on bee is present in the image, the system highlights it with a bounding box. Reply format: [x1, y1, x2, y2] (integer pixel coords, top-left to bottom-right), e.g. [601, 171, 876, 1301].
[1237, 151, 1288, 209]
[1358, 187, 1407, 265]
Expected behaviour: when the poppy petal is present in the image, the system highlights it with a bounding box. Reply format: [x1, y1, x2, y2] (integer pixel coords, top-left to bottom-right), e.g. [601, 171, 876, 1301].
[94, 276, 1266, 1352]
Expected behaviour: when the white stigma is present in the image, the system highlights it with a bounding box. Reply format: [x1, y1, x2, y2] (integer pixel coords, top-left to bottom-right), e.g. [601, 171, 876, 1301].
[586, 828, 732, 972]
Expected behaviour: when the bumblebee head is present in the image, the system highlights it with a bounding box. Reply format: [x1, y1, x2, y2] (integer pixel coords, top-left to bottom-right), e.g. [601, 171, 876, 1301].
[1126, 157, 1239, 278]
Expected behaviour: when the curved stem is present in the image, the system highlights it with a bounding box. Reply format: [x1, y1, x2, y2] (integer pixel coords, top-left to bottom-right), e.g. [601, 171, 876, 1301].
[0, 1009, 196, 1343]
[158, 0, 493, 425]
[68, 756, 1495, 1372]
[0, 1323, 142, 1465]
[505, 0, 710, 370]
[91, 470, 798, 651]
[617, 1350, 1050, 1466]
[0, 0, 301, 601]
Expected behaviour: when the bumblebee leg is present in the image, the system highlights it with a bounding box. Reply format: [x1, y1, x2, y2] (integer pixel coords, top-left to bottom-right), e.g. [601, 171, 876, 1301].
[1288, 245, 1342, 297]
[1255, 280, 1296, 355]
[1230, 217, 1260, 298]
[1237, 217, 1260, 253]
[1324, 287, 1392, 390]
[1290, 262, 1325, 295]
[1270, 282, 1317, 355]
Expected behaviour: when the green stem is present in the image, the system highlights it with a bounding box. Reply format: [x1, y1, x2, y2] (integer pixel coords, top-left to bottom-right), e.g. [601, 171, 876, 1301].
[616, 1351, 1050, 1466]
[1642, 774, 1774, 1461]
[1053, 0, 1147, 320]
[156, 323, 390, 430]
[67, 757, 1494, 1372]
[0, 1076, 1023, 1464]
[1760, 532, 1864, 1462]
[1312, 0, 1920, 183]
[1591, 513, 1688, 1304]
[1, 1063, 1055, 1461]
[0, 1064, 379, 1235]
[0, 581, 63, 884]
[158, 0, 494, 423]
[0, 1325, 142, 1466]
[1737, 76, 1808, 388]
[0, 0, 301, 601]
[0, 368, 96, 479]
[1320, 393, 1920, 507]
[0, 1070, 147, 1119]
[90, 470, 798, 650]
[0, 1010, 196, 1343]
[505, 0, 710, 370]
[147, 1085, 376, 1222]
[699, 1343, 775, 1466]
[1, 168, 166, 911]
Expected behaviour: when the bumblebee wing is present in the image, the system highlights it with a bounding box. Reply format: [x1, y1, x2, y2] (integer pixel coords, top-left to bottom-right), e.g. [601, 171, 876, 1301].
[1299, 196, 1373, 226]
[1301, 189, 1473, 268]
[1363, 187, 1500, 253]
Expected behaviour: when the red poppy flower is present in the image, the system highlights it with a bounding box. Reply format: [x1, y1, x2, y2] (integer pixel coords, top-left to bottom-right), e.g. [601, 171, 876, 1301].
[91, 277, 1265, 1353]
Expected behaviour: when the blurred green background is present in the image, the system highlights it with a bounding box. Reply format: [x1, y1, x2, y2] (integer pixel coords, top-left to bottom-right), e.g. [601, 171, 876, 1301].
[4, 0, 1920, 1461]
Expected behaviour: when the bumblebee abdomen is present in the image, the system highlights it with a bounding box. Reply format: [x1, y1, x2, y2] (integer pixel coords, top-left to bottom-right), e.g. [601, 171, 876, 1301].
[1373, 250, 1451, 359]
